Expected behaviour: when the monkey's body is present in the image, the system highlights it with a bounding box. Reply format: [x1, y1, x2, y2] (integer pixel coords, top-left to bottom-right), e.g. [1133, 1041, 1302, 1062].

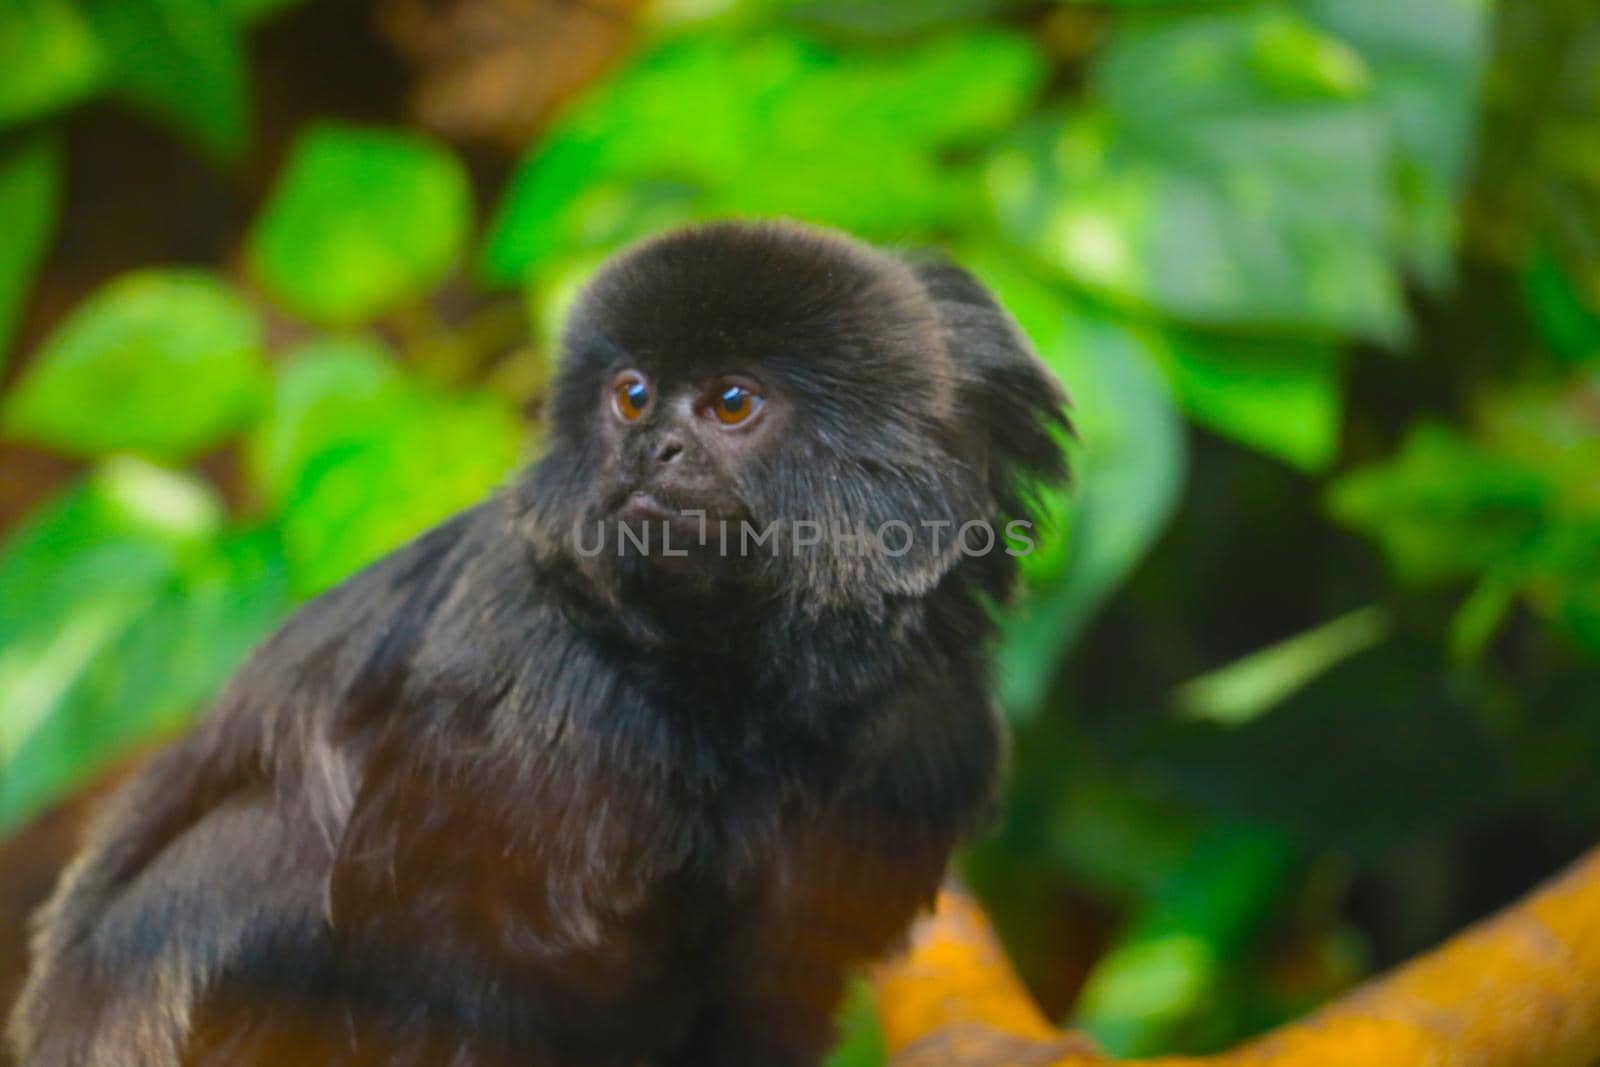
[10, 222, 1067, 1067]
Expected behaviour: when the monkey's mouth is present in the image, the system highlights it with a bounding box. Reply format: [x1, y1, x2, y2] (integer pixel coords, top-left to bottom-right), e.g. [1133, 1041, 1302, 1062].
[610, 484, 747, 525]
[604, 491, 743, 559]
[618, 491, 678, 524]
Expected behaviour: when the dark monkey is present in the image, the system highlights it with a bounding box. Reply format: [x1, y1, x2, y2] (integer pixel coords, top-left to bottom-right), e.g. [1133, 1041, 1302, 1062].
[8, 221, 1068, 1067]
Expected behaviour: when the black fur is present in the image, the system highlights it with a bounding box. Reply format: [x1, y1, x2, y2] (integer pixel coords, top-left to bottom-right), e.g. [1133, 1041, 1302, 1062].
[8, 221, 1068, 1067]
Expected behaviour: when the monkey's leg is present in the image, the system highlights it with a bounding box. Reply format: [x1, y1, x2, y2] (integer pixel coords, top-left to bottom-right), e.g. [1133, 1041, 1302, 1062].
[13, 796, 333, 1067]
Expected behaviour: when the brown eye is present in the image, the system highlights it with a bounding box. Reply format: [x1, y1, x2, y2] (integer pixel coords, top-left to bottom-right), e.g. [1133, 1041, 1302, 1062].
[612, 373, 650, 422]
[710, 383, 763, 427]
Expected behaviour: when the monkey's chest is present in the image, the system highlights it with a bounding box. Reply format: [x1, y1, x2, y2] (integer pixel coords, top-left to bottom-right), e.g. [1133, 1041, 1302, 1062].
[325, 752, 774, 1005]
[321, 734, 937, 1062]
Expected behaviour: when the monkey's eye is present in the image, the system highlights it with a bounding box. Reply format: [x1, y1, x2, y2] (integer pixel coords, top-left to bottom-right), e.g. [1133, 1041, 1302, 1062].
[708, 383, 764, 427]
[612, 373, 651, 422]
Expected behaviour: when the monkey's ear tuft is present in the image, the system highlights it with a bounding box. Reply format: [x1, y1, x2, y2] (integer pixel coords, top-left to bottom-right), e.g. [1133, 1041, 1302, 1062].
[913, 260, 1072, 524]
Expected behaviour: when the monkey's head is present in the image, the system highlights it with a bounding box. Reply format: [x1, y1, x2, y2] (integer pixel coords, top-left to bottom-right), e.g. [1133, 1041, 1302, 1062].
[518, 220, 1068, 636]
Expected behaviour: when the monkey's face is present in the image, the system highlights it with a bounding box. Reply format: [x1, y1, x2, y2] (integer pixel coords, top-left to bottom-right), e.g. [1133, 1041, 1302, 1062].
[519, 221, 1067, 623]
[582, 357, 785, 547]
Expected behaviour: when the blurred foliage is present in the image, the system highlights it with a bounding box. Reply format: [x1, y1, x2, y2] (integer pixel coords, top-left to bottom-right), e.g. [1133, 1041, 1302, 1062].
[0, 0, 295, 158]
[3, 271, 267, 458]
[0, 459, 287, 828]
[1332, 382, 1600, 658]
[1174, 605, 1393, 727]
[3, 0, 1600, 1063]
[1071, 827, 1297, 1056]
[248, 123, 474, 326]
[480, 28, 1046, 280]
[0, 130, 59, 370]
[251, 337, 523, 598]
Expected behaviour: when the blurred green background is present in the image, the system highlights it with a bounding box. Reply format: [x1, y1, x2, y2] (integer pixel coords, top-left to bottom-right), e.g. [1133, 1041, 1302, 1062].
[2, 0, 1599, 1061]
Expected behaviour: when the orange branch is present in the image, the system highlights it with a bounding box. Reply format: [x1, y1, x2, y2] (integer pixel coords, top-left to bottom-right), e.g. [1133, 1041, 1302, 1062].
[875, 847, 1600, 1067]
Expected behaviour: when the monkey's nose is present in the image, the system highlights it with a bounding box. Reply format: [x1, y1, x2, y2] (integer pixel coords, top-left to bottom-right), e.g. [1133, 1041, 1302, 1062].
[655, 439, 684, 464]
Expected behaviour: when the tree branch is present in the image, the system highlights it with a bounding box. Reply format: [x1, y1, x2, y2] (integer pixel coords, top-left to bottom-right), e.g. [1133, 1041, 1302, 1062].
[874, 847, 1600, 1067]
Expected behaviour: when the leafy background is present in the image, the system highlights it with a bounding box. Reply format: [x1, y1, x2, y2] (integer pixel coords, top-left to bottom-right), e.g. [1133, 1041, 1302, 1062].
[2, 0, 1599, 1061]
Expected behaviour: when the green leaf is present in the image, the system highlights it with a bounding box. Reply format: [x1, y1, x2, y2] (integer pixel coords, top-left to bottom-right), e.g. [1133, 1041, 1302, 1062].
[250, 341, 522, 597]
[1160, 330, 1343, 471]
[278, 395, 522, 599]
[0, 460, 216, 763]
[989, 8, 1407, 340]
[1327, 422, 1551, 584]
[969, 254, 1187, 718]
[1300, 0, 1491, 287]
[1073, 828, 1297, 1057]
[1522, 246, 1600, 365]
[0, 459, 288, 830]
[0, 522, 287, 831]
[711, 31, 1043, 231]
[3, 270, 266, 460]
[1043, 762, 1204, 900]
[245, 335, 401, 506]
[481, 36, 809, 283]
[0, 0, 108, 126]
[482, 31, 1042, 284]
[1330, 381, 1600, 655]
[78, 0, 249, 159]
[1449, 572, 1518, 662]
[0, 130, 62, 371]
[1174, 605, 1393, 727]
[249, 123, 473, 326]
[527, 252, 609, 356]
